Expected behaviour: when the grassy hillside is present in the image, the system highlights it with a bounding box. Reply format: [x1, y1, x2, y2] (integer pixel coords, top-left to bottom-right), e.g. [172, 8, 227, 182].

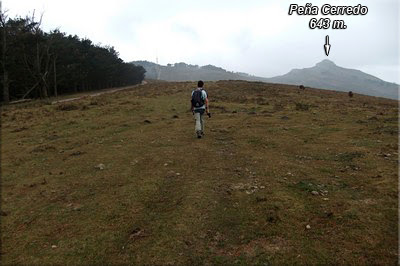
[1, 81, 398, 264]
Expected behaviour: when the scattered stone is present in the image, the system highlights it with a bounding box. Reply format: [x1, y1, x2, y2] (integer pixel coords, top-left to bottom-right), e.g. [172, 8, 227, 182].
[129, 227, 145, 240]
[144, 119, 151, 124]
[73, 205, 83, 211]
[322, 198, 329, 201]
[256, 196, 267, 202]
[11, 126, 28, 133]
[218, 128, 230, 133]
[164, 163, 168, 166]
[281, 116, 289, 120]
[0, 210, 8, 216]
[95, 164, 105, 170]
[326, 212, 334, 217]
[306, 224, 311, 230]
[232, 110, 237, 113]
[172, 115, 179, 119]
[311, 191, 319, 196]
[176, 173, 181, 176]
[51, 245, 57, 249]
[70, 151, 84, 156]
[131, 160, 139, 166]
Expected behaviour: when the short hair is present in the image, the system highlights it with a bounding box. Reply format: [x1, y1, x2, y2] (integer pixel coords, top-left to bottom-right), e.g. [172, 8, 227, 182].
[197, 80, 204, 88]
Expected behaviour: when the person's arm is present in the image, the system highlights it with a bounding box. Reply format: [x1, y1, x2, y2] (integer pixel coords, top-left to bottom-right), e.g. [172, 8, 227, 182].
[190, 91, 194, 113]
[205, 97, 209, 113]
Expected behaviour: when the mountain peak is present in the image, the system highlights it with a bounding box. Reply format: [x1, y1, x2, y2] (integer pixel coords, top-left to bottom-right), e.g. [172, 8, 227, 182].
[316, 59, 337, 67]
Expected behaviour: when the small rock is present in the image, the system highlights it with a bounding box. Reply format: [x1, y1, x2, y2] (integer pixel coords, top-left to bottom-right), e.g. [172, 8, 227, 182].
[164, 163, 168, 166]
[73, 205, 82, 211]
[326, 212, 334, 217]
[51, 245, 57, 249]
[144, 119, 151, 124]
[0, 210, 8, 216]
[129, 227, 144, 239]
[95, 164, 105, 170]
[256, 196, 267, 202]
[311, 191, 319, 196]
[260, 186, 265, 189]
[322, 198, 329, 201]
[172, 115, 179, 119]
[281, 116, 289, 120]
[306, 224, 311, 230]
[176, 173, 181, 176]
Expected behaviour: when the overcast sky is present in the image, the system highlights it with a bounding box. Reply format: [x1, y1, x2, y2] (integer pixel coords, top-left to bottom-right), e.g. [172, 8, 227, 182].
[4, 0, 400, 83]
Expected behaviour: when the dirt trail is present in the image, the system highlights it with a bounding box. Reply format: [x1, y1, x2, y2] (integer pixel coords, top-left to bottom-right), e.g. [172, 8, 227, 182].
[51, 82, 146, 104]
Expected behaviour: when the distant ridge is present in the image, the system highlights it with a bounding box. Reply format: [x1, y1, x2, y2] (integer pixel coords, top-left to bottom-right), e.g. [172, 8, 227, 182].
[266, 59, 399, 100]
[131, 60, 399, 100]
[131, 61, 263, 82]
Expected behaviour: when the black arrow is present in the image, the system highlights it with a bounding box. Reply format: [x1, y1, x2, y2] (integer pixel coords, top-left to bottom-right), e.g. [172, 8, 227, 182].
[324, 35, 331, 56]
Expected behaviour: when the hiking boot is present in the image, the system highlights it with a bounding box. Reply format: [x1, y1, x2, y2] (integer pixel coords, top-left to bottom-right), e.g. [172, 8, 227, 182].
[196, 131, 202, 138]
[197, 135, 202, 139]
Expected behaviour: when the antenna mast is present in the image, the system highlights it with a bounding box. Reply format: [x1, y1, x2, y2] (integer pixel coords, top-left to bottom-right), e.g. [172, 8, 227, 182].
[155, 55, 161, 80]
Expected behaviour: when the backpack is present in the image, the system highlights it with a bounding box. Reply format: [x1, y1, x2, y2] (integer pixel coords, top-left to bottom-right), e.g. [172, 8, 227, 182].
[191, 90, 205, 108]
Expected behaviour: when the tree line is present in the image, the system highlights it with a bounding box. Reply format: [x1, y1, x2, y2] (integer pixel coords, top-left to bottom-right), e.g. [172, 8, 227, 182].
[0, 10, 145, 103]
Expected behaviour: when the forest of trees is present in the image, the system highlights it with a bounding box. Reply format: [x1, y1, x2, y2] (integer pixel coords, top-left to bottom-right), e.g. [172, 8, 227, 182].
[0, 10, 145, 103]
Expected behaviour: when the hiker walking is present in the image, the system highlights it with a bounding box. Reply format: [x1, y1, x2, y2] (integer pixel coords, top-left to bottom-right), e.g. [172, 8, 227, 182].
[191, 80, 210, 138]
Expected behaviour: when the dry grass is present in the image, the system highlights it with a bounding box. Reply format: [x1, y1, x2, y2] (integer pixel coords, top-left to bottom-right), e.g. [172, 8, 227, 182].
[1, 80, 398, 264]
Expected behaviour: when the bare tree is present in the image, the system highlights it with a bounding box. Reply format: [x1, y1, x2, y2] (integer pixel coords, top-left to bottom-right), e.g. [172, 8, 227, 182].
[0, 1, 9, 103]
[21, 11, 54, 99]
[53, 54, 57, 97]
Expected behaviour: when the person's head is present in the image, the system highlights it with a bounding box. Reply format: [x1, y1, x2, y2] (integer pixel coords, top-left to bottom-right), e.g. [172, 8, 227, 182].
[197, 80, 204, 88]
